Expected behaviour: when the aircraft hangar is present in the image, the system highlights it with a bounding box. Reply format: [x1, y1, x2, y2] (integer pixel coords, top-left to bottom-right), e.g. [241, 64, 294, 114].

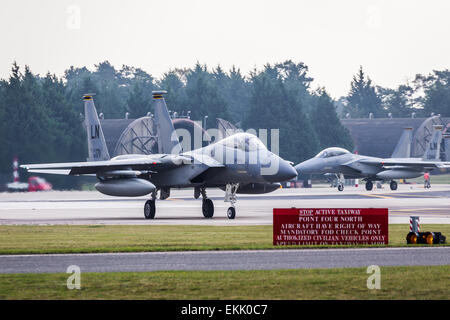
[100, 113, 450, 161]
[341, 115, 450, 160]
[100, 116, 215, 156]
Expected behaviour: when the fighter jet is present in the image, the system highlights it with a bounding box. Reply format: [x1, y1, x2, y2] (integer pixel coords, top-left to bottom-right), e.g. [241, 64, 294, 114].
[295, 125, 450, 191]
[21, 91, 297, 219]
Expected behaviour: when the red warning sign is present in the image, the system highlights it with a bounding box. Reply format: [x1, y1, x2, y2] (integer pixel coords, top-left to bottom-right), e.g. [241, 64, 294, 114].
[273, 208, 388, 245]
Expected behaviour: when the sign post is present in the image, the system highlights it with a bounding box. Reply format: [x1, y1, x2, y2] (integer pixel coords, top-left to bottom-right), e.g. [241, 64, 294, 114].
[273, 208, 388, 245]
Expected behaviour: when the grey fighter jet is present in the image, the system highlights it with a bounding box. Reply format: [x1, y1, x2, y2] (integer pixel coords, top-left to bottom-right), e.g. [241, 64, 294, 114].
[21, 91, 297, 219]
[295, 125, 450, 191]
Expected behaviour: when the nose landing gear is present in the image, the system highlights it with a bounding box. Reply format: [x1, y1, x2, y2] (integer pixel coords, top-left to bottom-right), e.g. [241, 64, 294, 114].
[335, 173, 345, 191]
[225, 183, 239, 219]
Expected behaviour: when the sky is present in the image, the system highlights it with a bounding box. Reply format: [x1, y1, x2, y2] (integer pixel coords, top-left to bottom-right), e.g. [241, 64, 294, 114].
[1, 0, 449, 98]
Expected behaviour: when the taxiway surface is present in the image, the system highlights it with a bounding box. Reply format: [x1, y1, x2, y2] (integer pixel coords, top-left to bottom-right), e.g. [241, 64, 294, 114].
[0, 184, 449, 225]
[1, 247, 449, 273]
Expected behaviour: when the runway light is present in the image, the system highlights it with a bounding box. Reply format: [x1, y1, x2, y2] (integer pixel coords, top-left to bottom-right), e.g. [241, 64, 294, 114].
[421, 233, 428, 243]
[406, 232, 418, 244]
[426, 233, 434, 245]
[406, 231, 446, 245]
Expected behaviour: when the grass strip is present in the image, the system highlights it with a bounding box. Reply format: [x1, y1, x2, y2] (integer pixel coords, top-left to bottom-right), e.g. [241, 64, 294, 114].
[0, 224, 448, 255]
[0, 266, 448, 300]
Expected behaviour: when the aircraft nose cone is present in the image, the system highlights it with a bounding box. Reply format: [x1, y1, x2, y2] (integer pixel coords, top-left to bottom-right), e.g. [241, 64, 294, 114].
[280, 161, 298, 182]
[264, 160, 298, 182]
[295, 159, 314, 174]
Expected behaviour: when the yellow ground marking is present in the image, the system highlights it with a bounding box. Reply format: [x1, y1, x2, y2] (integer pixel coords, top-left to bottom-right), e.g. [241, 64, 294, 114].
[361, 193, 445, 199]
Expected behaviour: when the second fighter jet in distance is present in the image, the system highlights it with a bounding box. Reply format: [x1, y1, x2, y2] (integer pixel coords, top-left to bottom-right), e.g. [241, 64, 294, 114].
[295, 126, 450, 191]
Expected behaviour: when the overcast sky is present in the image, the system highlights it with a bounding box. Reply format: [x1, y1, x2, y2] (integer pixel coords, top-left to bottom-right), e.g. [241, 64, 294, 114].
[1, 0, 449, 98]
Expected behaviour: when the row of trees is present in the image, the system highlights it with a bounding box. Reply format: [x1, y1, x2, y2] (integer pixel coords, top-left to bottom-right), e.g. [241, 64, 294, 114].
[0, 60, 448, 188]
[342, 66, 450, 119]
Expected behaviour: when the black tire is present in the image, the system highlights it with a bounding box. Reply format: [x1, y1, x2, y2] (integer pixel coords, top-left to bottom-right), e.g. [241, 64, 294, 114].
[144, 200, 156, 219]
[337, 184, 344, 192]
[390, 180, 398, 191]
[202, 198, 214, 218]
[227, 207, 236, 219]
[365, 181, 373, 191]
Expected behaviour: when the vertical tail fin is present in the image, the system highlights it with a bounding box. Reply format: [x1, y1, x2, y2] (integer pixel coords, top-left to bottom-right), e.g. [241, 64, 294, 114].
[422, 125, 443, 161]
[443, 134, 450, 161]
[391, 127, 413, 158]
[152, 91, 182, 154]
[83, 94, 110, 161]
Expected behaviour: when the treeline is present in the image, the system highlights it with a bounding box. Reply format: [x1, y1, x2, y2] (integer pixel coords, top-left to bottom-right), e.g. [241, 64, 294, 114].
[342, 66, 450, 119]
[0, 60, 449, 189]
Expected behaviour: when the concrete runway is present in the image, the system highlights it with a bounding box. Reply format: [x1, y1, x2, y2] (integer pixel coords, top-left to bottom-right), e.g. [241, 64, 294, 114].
[0, 247, 448, 273]
[0, 184, 449, 225]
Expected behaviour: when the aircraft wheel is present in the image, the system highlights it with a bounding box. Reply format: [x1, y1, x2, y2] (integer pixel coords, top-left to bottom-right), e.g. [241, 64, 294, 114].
[202, 199, 214, 218]
[365, 181, 373, 191]
[337, 184, 344, 192]
[144, 200, 156, 219]
[227, 207, 236, 219]
[390, 180, 398, 191]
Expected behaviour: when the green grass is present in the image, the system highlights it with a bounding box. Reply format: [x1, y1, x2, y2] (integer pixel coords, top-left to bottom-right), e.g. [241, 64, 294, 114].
[0, 266, 448, 300]
[0, 224, 448, 255]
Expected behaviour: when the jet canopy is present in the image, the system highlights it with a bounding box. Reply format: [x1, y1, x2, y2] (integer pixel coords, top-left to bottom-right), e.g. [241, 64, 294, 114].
[314, 147, 350, 158]
[219, 133, 268, 152]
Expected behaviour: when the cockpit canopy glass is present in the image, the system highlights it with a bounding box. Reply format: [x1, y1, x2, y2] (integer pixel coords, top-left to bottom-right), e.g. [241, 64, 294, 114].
[314, 147, 350, 158]
[219, 133, 267, 152]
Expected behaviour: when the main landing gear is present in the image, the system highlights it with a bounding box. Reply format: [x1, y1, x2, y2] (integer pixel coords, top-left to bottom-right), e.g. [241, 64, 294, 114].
[364, 180, 397, 191]
[200, 187, 214, 218]
[143, 186, 239, 220]
[390, 180, 398, 191]
[144, 190, 157, 219]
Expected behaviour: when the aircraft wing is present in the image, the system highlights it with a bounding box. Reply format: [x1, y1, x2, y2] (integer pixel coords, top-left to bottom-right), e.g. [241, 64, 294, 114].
[21, 154, 195, 176]
[358, 158, 450, 170]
